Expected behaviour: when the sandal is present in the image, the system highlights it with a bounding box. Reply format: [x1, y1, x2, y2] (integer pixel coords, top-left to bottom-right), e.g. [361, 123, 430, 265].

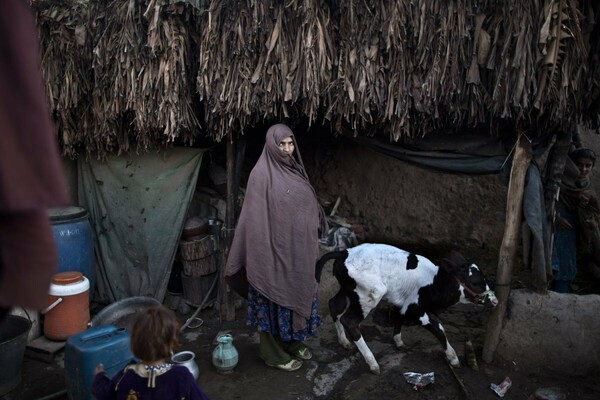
[265, 359, 303, 372]
[293, 347, 312, 360]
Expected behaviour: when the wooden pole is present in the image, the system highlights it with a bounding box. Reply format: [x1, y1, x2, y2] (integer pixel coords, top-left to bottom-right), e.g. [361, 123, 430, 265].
[482, 134, 532, 363]
[219, 134, 247, 322]
[220, 138, 237, 321]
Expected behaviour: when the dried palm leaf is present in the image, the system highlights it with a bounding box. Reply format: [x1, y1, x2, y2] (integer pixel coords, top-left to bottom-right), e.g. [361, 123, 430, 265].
[534, 0, 587, 128]
[32, 0, 597, 155]
[34, 0, 91, 158]
[197, 0, 335, 141]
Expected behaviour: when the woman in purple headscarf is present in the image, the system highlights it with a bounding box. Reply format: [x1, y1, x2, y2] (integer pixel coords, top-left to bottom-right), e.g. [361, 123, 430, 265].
[226, 124, 328, 371]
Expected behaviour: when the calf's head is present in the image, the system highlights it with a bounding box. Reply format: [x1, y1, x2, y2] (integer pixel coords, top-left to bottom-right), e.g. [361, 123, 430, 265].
[441, 250, 498, 307]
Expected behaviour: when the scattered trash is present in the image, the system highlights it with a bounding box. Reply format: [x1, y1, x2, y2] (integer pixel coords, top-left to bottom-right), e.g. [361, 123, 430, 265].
[490, 376, 512, 397]
[403, 372, 435, 390]
[464, 340, 479, 371]
[531, 387, 566, 400]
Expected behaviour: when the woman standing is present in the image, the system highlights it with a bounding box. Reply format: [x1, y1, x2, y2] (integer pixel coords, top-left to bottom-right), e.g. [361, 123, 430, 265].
[226, 124, 328, 371]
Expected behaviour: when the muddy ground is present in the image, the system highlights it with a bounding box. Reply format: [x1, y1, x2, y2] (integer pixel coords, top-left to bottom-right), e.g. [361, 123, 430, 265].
[6, 273, 600, 400]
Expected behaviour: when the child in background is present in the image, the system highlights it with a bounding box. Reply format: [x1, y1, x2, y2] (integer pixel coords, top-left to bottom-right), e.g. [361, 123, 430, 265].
[551, 148, 600, 293]
[92, 305, 210, 400]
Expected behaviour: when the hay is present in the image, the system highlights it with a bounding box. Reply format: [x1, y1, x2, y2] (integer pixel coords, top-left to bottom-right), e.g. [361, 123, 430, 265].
[33, 0, 599, 156]
[35, 0, 91, 158]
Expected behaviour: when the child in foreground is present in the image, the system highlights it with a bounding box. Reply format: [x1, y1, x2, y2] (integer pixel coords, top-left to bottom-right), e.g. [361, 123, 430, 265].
[92, 305, 210, 400]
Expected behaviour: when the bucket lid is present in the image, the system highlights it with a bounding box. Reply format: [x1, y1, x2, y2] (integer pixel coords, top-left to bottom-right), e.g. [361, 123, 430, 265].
[52, 271, 84, 285]
[49, 272, 89, 296]
[48, 206, 88, 221]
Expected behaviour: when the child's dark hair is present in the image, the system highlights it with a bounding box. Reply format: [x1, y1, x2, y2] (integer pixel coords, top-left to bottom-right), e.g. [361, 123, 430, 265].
[129, 305, 180, 362]
[570, 148, 597, 166]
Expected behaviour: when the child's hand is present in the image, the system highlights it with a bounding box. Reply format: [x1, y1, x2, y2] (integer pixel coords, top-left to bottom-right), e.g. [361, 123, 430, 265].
[94, 363, 105, 376]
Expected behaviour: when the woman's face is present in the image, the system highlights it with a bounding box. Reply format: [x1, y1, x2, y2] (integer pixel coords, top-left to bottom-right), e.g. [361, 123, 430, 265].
[575, 157, 594, 180]
[278, 136, 295, 156]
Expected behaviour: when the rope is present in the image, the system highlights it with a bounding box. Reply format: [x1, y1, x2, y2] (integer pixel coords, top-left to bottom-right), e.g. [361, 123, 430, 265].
[180, 271, 220, 332]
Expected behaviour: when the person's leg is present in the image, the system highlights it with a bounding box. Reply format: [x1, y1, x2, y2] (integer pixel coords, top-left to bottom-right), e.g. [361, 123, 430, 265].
[259, 331, 289, 364]
[551, 279, 569, 293]
[277, 338, 312, 360]
[259, 331, 303, 370]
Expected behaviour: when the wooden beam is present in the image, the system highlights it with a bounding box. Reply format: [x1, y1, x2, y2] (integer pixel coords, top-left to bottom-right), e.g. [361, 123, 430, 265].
[220, 138, 237, 321]
[219, 134, 247, 322]
[482, 134, 532, 363]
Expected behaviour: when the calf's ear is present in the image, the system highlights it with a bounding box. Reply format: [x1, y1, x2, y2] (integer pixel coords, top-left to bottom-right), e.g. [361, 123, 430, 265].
[448, 250, 466, 265]
[440, 250, 466, 273]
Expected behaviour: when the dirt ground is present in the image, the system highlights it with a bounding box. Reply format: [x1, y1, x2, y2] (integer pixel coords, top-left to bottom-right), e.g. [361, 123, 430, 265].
[5, 280, 600, 400]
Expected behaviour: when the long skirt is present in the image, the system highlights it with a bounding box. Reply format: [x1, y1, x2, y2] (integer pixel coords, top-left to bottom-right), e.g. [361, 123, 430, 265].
[247, 285, 320, 342]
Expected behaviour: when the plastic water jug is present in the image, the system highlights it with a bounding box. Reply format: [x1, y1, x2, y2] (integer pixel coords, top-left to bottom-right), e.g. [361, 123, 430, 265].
[212, 334, 238, 374]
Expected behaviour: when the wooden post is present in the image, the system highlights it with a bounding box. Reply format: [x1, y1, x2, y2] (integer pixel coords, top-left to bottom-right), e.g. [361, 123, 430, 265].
[219, 134, 247, 322]
[220, 138, 237, 321]
[482, 134, 532, 363]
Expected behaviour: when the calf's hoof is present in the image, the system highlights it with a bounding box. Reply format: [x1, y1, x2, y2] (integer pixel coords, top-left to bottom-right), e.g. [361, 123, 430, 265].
[339, 341, 352, 350]
[369, 364, 381, 375]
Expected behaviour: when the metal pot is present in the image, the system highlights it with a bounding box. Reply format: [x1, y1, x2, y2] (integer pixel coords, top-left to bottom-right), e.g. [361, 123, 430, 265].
[90, 296, 160, 328]
[171, 350, 199, 380]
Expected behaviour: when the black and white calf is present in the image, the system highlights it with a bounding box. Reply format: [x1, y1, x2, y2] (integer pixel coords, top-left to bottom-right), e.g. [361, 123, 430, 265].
[316, 243, 498, 375]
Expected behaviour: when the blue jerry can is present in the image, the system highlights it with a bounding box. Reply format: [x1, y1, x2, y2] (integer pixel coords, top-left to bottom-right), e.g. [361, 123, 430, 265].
[65, 325, 134, 400]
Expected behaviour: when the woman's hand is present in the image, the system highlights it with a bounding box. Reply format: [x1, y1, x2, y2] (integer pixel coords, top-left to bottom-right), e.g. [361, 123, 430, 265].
[93, 363, 105, 376]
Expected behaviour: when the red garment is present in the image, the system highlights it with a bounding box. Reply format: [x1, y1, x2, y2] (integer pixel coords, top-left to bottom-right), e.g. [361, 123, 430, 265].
[226, 124, 327, 331]
[0, 0, 68, 309]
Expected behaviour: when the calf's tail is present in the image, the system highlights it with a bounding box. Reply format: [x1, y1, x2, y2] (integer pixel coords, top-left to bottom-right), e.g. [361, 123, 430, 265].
[315, 250, 347, 283]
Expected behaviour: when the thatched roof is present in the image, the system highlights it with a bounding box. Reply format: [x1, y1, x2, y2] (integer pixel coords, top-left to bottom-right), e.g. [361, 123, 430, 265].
[33, 0, 599, 158]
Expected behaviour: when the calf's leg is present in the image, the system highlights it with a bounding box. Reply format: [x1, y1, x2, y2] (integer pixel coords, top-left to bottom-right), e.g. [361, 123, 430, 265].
[419, 312, 460, 367]
[340, 295, 382, 375]
[392, 308, 406, 348]
[329, 289, 352, 349]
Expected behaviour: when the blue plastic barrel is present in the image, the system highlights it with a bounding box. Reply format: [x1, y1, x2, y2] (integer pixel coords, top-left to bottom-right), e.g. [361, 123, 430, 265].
[48, 207, 95, 298]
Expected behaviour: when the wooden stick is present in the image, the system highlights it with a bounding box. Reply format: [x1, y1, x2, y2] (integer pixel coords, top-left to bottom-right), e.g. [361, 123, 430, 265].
[446, 360, 470, 399]
[482, 134, 532, 363]
[221, 138, 237, 322]
[330, 196, 341, 217]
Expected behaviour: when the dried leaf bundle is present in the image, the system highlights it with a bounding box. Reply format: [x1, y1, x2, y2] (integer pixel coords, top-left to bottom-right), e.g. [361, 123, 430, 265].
[35, 0, 92, 158]
[33, 0, 598, 156]
[88, 0, 200, 156]
[197, 0, 335, 141]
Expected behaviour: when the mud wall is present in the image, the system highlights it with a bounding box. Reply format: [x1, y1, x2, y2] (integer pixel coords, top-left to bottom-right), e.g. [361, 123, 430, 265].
[304, 135, 508, 269]
[496, 289, 600, 376]
[302, 131, 600, 271]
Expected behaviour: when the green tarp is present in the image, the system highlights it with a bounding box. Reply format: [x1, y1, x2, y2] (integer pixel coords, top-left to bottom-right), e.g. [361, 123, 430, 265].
[78, 147, 203, 303]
